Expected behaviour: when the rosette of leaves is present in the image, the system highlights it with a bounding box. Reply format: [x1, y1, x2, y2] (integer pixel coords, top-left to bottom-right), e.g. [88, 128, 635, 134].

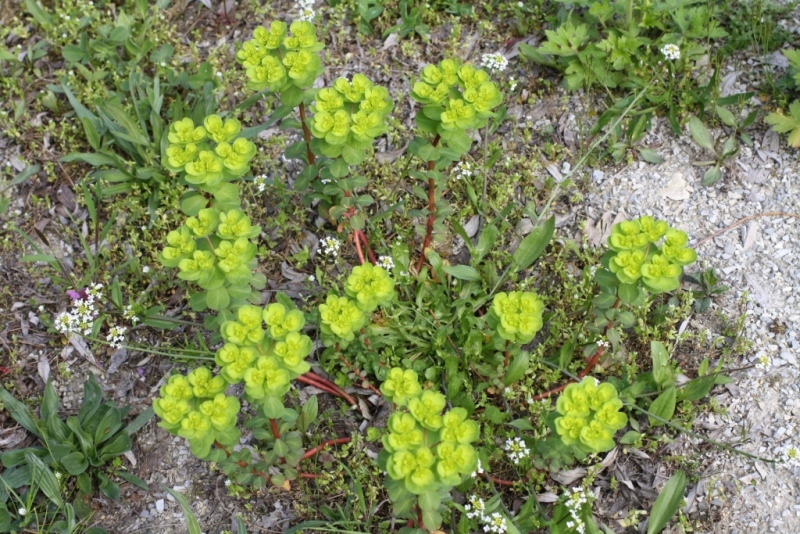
[410, 59, 502, 161]
[377, 368, 480, 530]
[235, 21, 325, 102]
[162, 114, 257, 217]
[309, 74, 394, 165]
[0, 376, 151, 530]
[553, 377, 627, 453]
[158, 207, 266, 315]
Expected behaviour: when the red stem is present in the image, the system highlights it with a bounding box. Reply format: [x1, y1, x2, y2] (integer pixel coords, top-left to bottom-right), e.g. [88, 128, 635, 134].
[483, 472, 521, 487]
[298, 102, 315, 165]
[415, 134, 441, 272]
[302, 437, 352, 460]
[269, 418, 280, 440]
[357, 229, 377, 265]
[299, 372, 358, 406]
[299, 472, 321, 479]
[353, 229, 366, 265]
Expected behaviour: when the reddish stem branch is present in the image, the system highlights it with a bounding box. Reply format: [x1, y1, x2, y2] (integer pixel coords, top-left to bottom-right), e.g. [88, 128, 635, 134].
[302, 437, 352, 460]
[353, 228, 366, 265]
[298, 102, 315, 165]
[269, 418, 280, 440]
[482, 472, 523, 487]
[415, 134, 441, 272]
[357, 229, 377, 265]
[299, 472, 321, 479]
[300, 372, 358, 406]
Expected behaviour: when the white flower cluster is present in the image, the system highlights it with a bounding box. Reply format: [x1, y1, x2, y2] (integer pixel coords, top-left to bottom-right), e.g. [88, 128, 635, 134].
[755, 352, 772, 370]
[254, 174, 268, 193]
[124, 305, 140, 325]
[503, 436, 530, 465]
[297, 0, 315, 22]
[564, 487, 590, 534]
[660, 43, 680, 61]
[453, 160, 477, 180]
[465, 496, 507, 533]
[777, 443, 800, 467]
[320, 237, 341, 258]
[470, 458, 484, 478]
[107, 326, 127, 349]
[378, 255, 395, 270]
[54, 283, 103, 336]
[596, 338, 610, 349]
[508, 76, 517, 91]
[481, 53, 508, 73]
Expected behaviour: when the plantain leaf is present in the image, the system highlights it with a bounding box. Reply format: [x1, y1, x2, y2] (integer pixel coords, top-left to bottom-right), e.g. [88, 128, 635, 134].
[647, 471, 686, 534]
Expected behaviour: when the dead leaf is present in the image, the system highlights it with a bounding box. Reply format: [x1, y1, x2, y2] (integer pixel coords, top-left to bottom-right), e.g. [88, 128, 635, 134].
[551, 467, 587, 485]
[37, 354, 50, 383]
[382, 32, 399, 51]
[536, 492, 559, 503]
[68, 335, 103, 370]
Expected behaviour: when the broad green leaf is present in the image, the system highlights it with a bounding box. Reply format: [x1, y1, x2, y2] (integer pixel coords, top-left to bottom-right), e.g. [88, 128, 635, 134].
[40, 380, 60, 423]
[297, 395, 318, 434]
[502, 351, 530, 386]
[25, 452, 63, 507]
[688, 116, 716, 153]
[511, 216, 555, 271]
[442, 264, 481, 281]
[509, 418, 535, 431]
[125, 406, 154, 436]
[702, 165, 722, 186]
[60, 451, 89, 475]
[162, 485, 201, 533]
[647, 471, 686, 534]
[714, 105, 737, 127]
[648, 386, 676, 427]
[0, 387, 42, 438]
[676, 374, 715, 402]
[637, 147, 665, 164]
[650, 341, 672, 389]
[764, 101, 800, 147]
[418, 491, 441, 511]
[618, 283, 639, 305]
[24, 0, 54, 26]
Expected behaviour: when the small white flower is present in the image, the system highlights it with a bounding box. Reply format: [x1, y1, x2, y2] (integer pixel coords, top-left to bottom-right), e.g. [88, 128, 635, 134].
[55, 471, 63, 479]
[470, 459, 484, 478]
[453, 160, 477, 181]
[142, 266, 151, 273]
[755, 353, 772, 370]
[503, 436, 530, 465]
[18, 507, 26, 516]
[225, 479, 232, 487]
[378, 256, 395, 270]
[107, 326, 127, 349]
[254, 174, 268, 193]
[779, 443, 800, 466]
[308, 275, 316, 282]
[481, 53, 508, 73]
[660, 43, 680, 61]
[320, 237, 341, 258]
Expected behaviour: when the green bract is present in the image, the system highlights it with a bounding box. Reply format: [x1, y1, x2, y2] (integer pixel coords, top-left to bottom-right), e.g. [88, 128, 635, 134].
[604, 216, 697, 292]
[217, 209, 261, 239]
[216, 344, 258, 384]
[318, 294, 367, 346]
[168, 117, 206, 145]
[345, 263, 395, 312]
[159, 226, 196, 267]
[380, 368, 422, 406]
[554, 378, 627, 453]
[381, 371, 480, 497]
[204, 115, 241, 143]
[263, 302, 305, 339]
[489, 291, 545, 344]
[244, 356, 292, 399]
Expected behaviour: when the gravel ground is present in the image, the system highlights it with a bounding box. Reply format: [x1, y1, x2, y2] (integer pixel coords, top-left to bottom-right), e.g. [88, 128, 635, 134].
[579, 113, 800, 533]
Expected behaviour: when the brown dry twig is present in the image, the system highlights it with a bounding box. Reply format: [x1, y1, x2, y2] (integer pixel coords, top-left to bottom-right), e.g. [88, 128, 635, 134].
[694, 211, 800, 248]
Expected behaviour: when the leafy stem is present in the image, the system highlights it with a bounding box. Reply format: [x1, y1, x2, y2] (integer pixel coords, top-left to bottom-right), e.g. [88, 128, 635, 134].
[415, 133, 441, 272]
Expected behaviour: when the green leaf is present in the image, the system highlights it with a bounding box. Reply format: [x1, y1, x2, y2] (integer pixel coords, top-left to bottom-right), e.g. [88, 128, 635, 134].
[297, 395, 318, 434]
[422, 509, 443, 530]
[511, 216, 555, 271]
[60, 451, 89, 475]
[714, 105, 737, 127]
[163, 485, 202, 534]
[418, 491, 441, 511]
[61, 151, 120, 167]
[19, 253, 57, 264]
[676, 374, 716, 402]
[24, 0, 54, 26]
[637, 147, 665, 164]
[25, 452, 64, 507]
[262, 396, 285, 419]
[619, 430, 642, 444]
[617, 283, 639, 305]
[0, 387, 42, 439]
[206, 287, 230, 311]
[764, 101, 800, 147]
[688, 116, 716, 153]
[647, 471, 686, 534]
[509, 418, 535, 431]
[41, 380, 60, 422]
[502, 351, 530, 386]
[650, 341, 672, 389]
[442, 264, 481, 281]
[648, 386, 676, 427]
[701, 165, 722, 186]
[125, 406, 154, 436]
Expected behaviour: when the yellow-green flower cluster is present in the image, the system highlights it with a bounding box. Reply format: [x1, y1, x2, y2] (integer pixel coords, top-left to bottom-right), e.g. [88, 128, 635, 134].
[607, 216, 697, 293]
[381, 368, 480, 494]
[159, 208, 261, 299]
[344, 263, 395, 312]
[163, 115, 256, 190]
[318, 294, 367, 348]
[309, 74, 393, 163]
[488, 291, 545, 344]
[152, 368, 241, 458]
[214, 302, 313, 402]
[236, 21, 325, 91]
[411, 59, 503, 134]
[554, 377, 627, 453]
